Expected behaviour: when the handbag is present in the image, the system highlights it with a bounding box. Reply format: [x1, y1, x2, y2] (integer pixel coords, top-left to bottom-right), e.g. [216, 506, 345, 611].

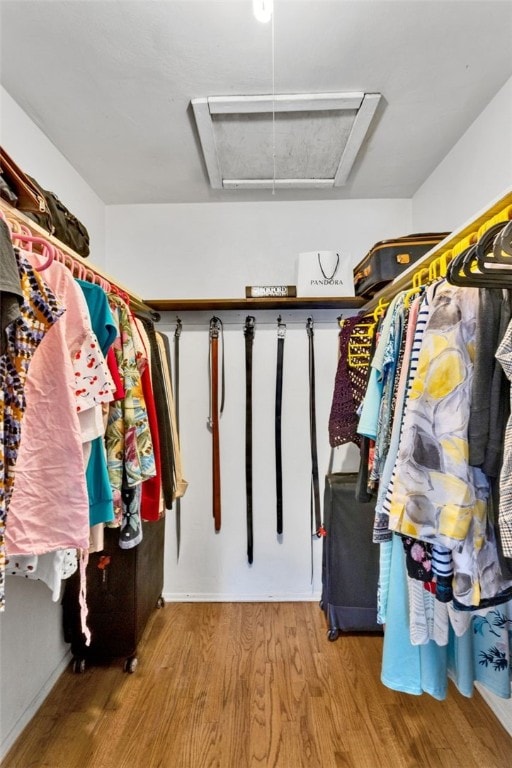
[0, 146, 90, 258]
[24, 175, 90, 258]
[0, 146, 48, 213]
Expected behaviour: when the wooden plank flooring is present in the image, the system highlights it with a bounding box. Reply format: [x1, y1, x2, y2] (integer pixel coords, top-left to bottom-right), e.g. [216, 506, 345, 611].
[3, 602, 512, 768]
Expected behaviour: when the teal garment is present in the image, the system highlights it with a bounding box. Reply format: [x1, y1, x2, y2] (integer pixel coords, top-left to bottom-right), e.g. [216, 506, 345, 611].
[76, 279, 117, 526]
[87, 438, 115, 526]
[76, 279, 117, 355]
[462, 601, 512, 699]
[381, 533, 449, 700]
[377, 539, 393, 624]
[357, 367, 382, 440]
[381, 533, 512, 700]
[357, 293, 402, 440]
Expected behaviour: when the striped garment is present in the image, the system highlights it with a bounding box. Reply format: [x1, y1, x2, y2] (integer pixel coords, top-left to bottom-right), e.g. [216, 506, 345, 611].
[374, 289, 432, 539]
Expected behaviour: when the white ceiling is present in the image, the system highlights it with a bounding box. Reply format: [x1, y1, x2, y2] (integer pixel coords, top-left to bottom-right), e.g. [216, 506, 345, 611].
[1, 0, 511, 205]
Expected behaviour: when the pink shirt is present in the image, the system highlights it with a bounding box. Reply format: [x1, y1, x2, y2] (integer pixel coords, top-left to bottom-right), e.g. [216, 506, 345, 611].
[6, 258, 94, 556]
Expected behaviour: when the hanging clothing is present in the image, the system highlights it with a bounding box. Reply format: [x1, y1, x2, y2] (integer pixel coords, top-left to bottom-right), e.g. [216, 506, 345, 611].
[157, 331, 188, 502]
[0, 219, 23, 354]
[0, 249, 64, 609]
[358, 293, 403, 441]
[135, 317, 163, 522]
[6, 256, 108, 558]
[372, 293, 422, 543]
[76, 279, 118, 528]
[352, 280, 512, 700]
[106, 295, 156, 496]
[496, 316, 512, 559]
[387, 282, 486, 550]
[328, 314, 365, 448]
[381, 532, 512, 700]
[137, 317, 175, 509]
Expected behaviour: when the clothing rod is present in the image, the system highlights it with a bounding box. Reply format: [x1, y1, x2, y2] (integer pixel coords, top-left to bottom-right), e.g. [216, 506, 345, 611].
[0, 198, 159, 319]
[156, 308, 362, 330]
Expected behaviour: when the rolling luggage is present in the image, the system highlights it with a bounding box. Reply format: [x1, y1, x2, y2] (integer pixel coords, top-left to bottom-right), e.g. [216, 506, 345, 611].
[62, 516, 165, 673]
[320, 473, 381, 640]
[353, 232, 449, 298]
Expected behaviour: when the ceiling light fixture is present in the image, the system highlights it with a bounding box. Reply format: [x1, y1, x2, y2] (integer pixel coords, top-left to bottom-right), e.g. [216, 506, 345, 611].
[253, 0, 273, 24]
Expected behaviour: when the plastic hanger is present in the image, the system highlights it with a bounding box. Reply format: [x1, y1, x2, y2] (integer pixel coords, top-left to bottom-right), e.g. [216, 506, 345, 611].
[403, 266, 429, 308]
[109, 284, 130, 305]
[447, 227, 512, 287]
[10, 232, 56, 271]
[475, 221, 510, 274]
[495, 220, 512, 260]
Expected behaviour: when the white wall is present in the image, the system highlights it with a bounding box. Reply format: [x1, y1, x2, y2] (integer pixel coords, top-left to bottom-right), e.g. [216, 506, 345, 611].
[412, 75, 512, 231]
[106, 199, 412, 300]
[0, 88, 108, 758]
[0, 85, 107, 267]
[106, 199, 412, 601]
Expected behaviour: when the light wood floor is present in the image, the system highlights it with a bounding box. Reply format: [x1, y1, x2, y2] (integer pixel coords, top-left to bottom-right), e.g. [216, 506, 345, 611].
[3, 602, 512, 768]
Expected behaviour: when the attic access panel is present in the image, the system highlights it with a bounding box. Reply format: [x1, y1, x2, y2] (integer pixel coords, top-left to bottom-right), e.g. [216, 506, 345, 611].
[192, 92, 381, 189]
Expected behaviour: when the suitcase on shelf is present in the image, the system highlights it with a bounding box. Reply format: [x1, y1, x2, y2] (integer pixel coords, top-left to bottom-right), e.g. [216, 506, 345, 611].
[353, 232, 450, 298]
[62, 516, 165, 673]
[320, 473, 381, 640]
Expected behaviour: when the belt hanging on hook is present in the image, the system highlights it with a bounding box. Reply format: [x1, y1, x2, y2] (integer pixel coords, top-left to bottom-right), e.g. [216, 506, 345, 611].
[174, 317, 182, 558]
[208, 316, 224, 532]
[244, 315, 256, 563]
[275, 315, 286, 534]
[306, 317, 322, 538]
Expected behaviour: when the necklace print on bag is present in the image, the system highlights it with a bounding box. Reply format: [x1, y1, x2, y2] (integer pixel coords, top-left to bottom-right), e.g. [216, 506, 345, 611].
[317, 252, 340, 280]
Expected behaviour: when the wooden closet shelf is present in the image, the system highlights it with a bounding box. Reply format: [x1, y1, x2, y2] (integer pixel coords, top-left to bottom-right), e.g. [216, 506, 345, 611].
[145, 297, 366, 312]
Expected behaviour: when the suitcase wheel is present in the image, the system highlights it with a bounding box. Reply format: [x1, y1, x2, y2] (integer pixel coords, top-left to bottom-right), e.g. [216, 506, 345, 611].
[124, 655, 138, 674]
[327, 628, 340, 642]
[72, 657, 86, 674]
[156, 595, 165, 609]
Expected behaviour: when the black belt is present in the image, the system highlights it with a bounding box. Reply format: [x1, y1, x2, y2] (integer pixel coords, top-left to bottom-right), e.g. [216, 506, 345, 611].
[275, 316, 286, 534]
[244, 315, 255, 564]
[307, 317, 322, 538]
[208, 316, 224, 532]
[174, 317, 182, 558]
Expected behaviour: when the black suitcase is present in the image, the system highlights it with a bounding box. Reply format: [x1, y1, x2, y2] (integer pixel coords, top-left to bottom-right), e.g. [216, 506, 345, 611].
[321, 473, 381, 640]
[62, 516, 165, 673]
[353, 232, 449, 298]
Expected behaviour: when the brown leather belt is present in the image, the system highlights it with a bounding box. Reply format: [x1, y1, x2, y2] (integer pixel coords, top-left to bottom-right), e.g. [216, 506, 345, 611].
[208, 316, 224, 531]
